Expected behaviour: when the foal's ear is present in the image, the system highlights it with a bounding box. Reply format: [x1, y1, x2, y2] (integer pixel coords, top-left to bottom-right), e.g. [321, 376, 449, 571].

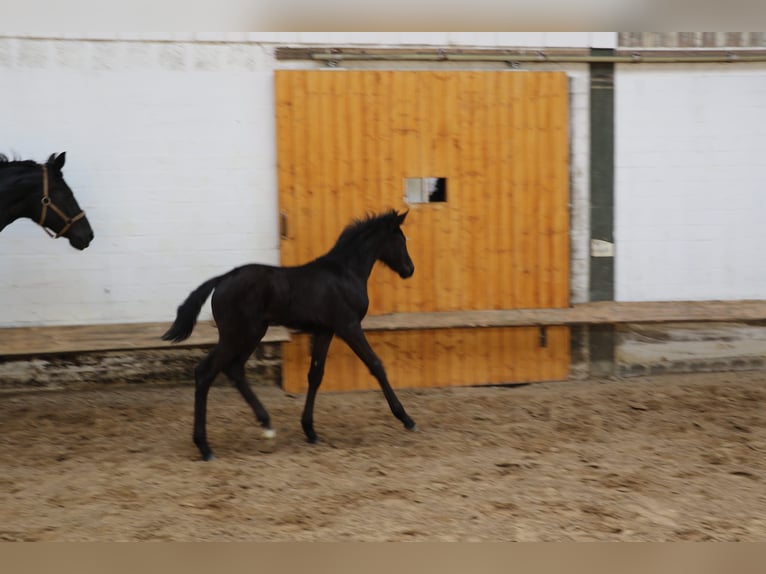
[397, 210, 409, 224]
[47, 152, 66, 171]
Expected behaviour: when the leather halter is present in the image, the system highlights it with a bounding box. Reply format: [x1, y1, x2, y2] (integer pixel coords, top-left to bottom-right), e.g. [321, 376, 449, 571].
[38, 165, 86, 238]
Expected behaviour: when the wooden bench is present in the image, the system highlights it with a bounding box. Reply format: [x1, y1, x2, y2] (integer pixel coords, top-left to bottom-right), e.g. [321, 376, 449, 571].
[360, 300, 766, 331]
[0, 322, 290, 358]
[2, 300, 766, 358]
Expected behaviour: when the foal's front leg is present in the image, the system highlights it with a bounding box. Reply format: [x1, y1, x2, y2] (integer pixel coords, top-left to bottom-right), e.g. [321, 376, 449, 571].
[338, 323, 417, 432]
[301, 330, 333, 443]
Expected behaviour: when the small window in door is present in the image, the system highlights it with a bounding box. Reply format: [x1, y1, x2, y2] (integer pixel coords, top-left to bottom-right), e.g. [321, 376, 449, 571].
[405, 177, 447, 204]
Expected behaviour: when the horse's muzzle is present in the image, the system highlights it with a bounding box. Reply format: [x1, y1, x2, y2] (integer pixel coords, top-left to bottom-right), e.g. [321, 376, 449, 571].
[68, 228, 94, 250]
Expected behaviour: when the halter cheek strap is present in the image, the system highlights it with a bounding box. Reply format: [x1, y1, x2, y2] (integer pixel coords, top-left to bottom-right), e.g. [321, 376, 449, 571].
[38, 165, 86, 238]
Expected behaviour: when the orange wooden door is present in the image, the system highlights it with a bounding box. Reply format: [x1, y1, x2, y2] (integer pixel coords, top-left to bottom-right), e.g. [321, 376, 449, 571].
[275, 70, 570, 392]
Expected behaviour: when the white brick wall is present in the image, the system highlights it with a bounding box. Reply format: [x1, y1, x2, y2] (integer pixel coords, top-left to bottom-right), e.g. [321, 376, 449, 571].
[615, 63, 766, 301]
[0, 39, 279, 326]
[0, 34, 597, 328]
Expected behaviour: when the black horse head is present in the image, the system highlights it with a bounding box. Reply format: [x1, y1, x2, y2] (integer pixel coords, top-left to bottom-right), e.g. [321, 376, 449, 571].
[376, 210, 414, 278]
[328, 209, 415, 279]
[0, 152, 94, 250]
[40, 153, 94, 250]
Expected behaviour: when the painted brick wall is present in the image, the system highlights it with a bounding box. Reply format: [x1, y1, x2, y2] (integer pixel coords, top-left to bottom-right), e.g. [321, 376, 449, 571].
[615, 63, 766, 301]
[0, 39, 279, 326]
[1, 33, 598, 328]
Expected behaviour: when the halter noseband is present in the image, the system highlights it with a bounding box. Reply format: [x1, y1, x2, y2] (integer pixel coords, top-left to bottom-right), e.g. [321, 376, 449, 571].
[38, 165, 86, 238]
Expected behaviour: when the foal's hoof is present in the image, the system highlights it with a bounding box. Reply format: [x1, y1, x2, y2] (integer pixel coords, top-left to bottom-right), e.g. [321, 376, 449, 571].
[405, 421, 418, 432]
[306, 435, 321, 444]
[201, 453, 216, 462]
[262, 428, 277, 439]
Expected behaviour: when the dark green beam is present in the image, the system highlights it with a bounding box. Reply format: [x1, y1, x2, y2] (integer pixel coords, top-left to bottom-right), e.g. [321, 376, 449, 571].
[589, 48, 615, 303]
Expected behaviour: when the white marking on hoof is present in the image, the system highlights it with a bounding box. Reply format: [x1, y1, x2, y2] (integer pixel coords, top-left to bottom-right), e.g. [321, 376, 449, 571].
[262, 428, 277, 439]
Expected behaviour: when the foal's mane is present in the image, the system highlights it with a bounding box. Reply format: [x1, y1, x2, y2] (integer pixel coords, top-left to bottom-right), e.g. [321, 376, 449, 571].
[325, 210, 402, 260]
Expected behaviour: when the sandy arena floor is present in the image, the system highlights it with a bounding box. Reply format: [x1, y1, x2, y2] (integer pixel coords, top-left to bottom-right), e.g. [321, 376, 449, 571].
[1, 371, 765, 541]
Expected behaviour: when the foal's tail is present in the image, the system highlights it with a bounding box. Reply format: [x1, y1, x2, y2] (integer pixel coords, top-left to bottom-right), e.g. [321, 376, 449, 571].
[161, 271, 232, 343]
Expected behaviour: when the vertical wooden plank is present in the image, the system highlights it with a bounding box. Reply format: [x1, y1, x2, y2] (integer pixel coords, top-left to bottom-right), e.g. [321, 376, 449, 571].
[498, 73, 516, 371]
[483, 329, 500, 384]
[470, 71, 487, 312]
[325, 72, 340, 258]
[448, 72, 469, 388]
[526, 73, 542, 309]
[442, 74, 461, 313]
[537, 73, 554, 309]
[277, 71, 309, 267]
[408, 72, 444, 386]
[274, 71, 293, 266]
[477, 72, 494, 310]
[557, 326, 571, 380]
[403, 71, 423, 313]
[360, 71, 377, 222]
[379, 71, 400, 314]
[339, 71, 354, 227]
[475, 72, 493, 368]
[457, 71, 476, 312]
[441, 74, 460, 386]
[302, 71, 323, 264]
[509, 74, 524, 309]
[432, 328, 449, 388]
[378, 71, 396, 220]
[405, 330, 424, 388]
[417, 73, 435, 313]
[291, 71, 309, 265]
[282, 334, 308, 394]
[522, 326, 539, 383]
[322, 71, 339, 259]
[552, 72, 571, 308]
[487, 72, 503, 310]
[435, 72, 450, 315]
[469, 331, 488, 386]
[413, 74, 433, 388]
[372, 71, 400, 314]
[502, 327, 518, 383]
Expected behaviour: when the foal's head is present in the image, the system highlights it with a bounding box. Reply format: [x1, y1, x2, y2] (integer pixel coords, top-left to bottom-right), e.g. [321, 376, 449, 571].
[377, 210, 415, 278]
[329, 210, 415, 278]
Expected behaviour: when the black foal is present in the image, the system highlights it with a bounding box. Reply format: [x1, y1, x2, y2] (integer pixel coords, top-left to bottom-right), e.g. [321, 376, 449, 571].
[163, 210, 416, 460]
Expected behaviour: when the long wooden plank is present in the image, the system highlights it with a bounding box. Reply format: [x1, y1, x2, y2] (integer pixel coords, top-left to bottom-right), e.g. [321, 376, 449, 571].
[359, 300, 766, 331]
[0, 322, 290, 357]
[8, 300, 762, 358]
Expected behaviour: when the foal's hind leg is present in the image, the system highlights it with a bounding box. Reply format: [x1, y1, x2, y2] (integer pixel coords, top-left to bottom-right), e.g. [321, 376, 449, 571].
[222, 324, 275, 440]
[337, 324, 417, 432]
[193, 347, 223, 461]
